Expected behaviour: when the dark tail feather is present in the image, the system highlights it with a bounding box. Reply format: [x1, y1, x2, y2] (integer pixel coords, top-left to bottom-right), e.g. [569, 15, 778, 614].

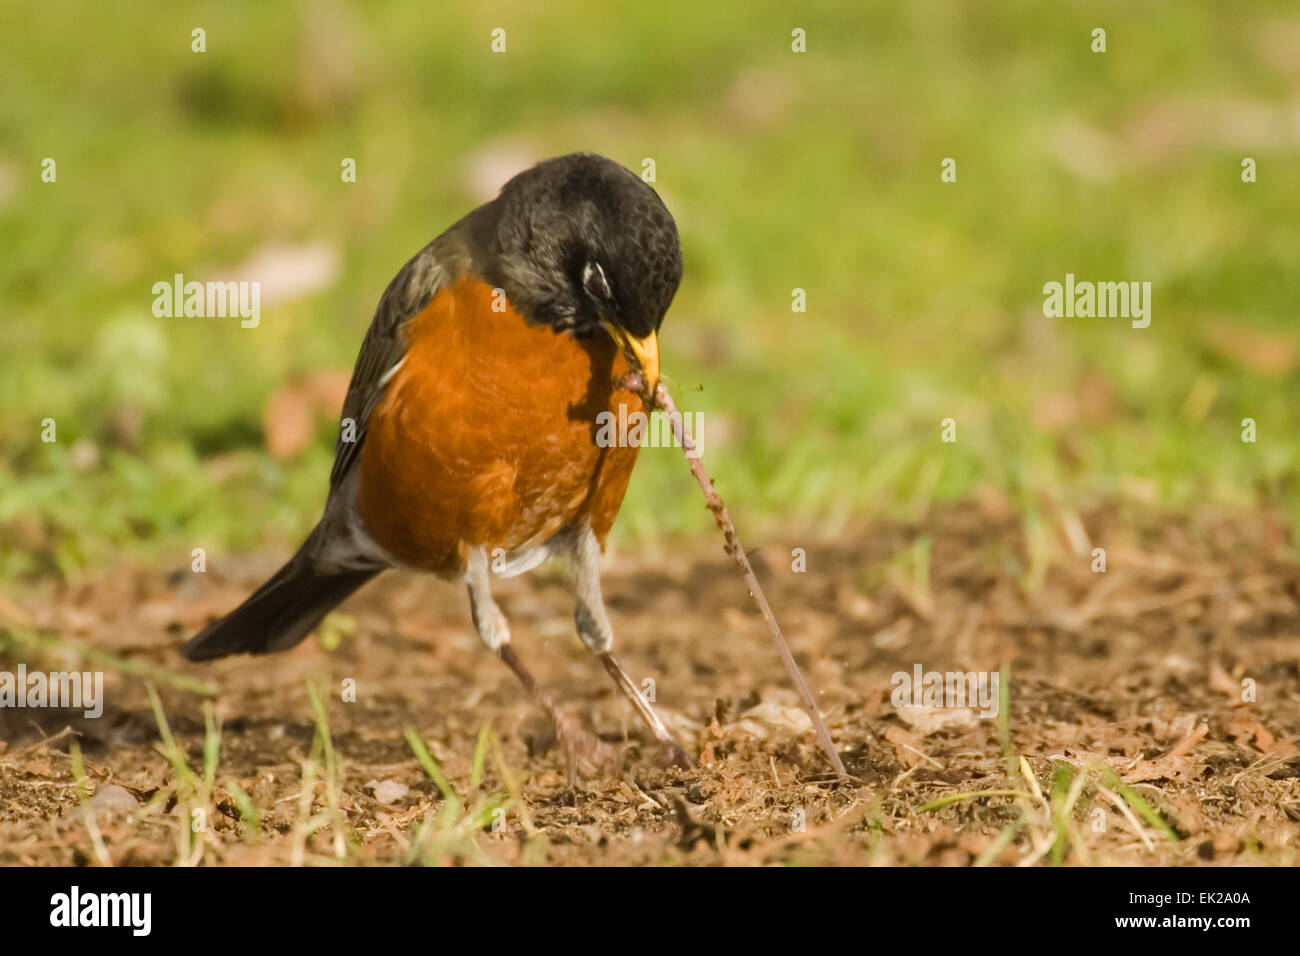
[181, 544, 379, 661]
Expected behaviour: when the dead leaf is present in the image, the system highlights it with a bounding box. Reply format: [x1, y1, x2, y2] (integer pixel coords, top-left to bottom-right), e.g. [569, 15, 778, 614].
[734, 700, 812, 741]
[1208, 660, 1241, 700]
[262, 370, 351, 459]
[883, 724, 936, 769]
[1204, 323, 1299, 377]
[304, 370, 350, 417]
[220, 241, 340, 308]
[1227, 711, 1298, 757]
[1123, 722, 1207, 782]
[894, 704, 978, 735]
[366, 779, 410, 805]
[263, 381, 315, 460]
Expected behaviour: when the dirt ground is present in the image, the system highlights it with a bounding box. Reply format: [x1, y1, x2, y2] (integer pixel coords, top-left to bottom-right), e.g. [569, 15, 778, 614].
[2, 500, 1299, 866]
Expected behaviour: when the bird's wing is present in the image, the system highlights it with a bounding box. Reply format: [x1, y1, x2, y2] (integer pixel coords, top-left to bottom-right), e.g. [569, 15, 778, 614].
[328, 234, 469, 490]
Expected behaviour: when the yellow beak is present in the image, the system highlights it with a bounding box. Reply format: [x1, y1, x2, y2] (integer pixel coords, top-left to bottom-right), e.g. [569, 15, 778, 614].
[602, 323, 659, 390]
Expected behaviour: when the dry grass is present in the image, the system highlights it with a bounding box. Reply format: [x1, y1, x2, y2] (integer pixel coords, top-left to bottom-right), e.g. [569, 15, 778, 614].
[1, 501, 1298, 865]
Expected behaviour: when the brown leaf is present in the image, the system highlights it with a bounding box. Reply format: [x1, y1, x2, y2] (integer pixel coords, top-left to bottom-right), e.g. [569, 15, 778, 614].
[734, 700, 813, 741]
[894, 704, 977, 735]
[883, 724, 934, 769]
[1204, 324, 1299, 377]
[263, 381, 316, 460]
[261, 370, 350, 460]
[1208, 660, 1241, 699]
[304, 370, 350, 418]
[1227, 711, 1298, 757]
[1123, 722, 1207, 783]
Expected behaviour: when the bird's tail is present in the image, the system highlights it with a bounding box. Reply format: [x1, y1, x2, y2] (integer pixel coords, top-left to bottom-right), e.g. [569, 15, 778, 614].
[180, 535, 379, 661]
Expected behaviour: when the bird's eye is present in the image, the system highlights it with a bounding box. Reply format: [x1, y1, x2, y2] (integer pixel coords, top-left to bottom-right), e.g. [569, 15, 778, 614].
[582, 261, 613, 302]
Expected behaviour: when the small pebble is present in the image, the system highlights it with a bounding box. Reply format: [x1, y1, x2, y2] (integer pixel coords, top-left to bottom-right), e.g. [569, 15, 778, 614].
[88, 784, 138, 816]
[367, 779, 409, 804]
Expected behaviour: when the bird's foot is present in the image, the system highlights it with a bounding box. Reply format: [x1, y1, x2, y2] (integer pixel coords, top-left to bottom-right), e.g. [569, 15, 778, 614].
[552, 710, 617, 785]
[657, 739, 694, 770]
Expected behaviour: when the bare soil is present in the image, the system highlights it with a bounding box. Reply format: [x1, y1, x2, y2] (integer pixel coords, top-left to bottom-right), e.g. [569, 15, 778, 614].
[2, 501, 1299, 866]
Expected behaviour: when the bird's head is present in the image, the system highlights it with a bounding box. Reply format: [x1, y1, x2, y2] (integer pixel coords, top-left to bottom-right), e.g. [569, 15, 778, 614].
[478, 152, 682, 389]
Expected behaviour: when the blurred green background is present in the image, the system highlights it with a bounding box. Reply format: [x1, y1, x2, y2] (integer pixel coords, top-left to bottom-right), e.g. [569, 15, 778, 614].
[2, 1, 1298, 581]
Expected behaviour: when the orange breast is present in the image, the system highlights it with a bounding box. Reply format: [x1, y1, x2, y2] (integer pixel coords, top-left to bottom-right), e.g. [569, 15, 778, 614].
[356, 274, 643, 575]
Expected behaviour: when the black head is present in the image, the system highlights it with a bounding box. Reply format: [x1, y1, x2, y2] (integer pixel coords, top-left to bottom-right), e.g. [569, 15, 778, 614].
[472, 153, 682, 378]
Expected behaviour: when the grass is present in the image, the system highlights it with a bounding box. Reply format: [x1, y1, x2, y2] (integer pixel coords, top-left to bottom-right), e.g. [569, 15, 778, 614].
[404, 726, 513, 866]
[7, 501, 1291, 868]
[68, 739, 111, 867]
[305, 678, 348, 860]
[2, 0, 1299, 583]
[145, 682, 220, 865]
[915, 665, 1180, 866]
[69, 676, 517, 865]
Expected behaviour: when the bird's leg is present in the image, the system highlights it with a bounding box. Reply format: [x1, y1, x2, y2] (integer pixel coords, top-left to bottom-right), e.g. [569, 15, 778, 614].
[496, 644, 610, 784]
[567, 524, 694, 768]
[464, 547, 609, 782]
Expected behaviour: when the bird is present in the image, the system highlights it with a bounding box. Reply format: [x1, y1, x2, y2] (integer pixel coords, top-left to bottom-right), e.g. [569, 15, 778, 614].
[182, 152, 691, 770]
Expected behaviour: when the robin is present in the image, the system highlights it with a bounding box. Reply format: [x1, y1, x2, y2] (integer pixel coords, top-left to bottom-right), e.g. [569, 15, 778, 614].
[182, 152, 691, 768]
